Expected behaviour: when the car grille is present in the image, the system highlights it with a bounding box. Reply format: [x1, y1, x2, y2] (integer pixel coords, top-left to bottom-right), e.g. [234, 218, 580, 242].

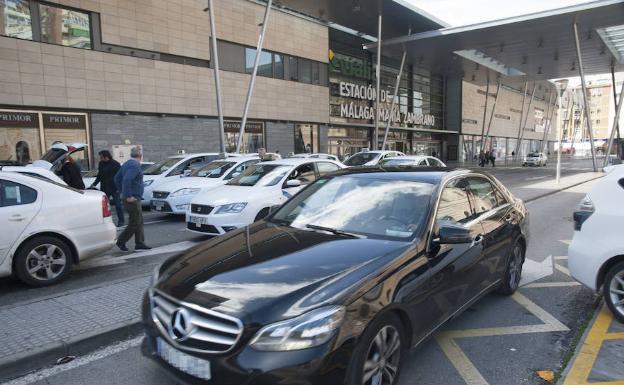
[187, 223, 219, 234]
[190, 204, 213, 215]
[151, 201, 172, 212]
[153, 191, 170, 199]
[150, 290, 243, 354]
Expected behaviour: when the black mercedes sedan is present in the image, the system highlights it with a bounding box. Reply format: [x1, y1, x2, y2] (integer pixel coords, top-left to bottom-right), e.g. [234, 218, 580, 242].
[142, 167, 529, 385]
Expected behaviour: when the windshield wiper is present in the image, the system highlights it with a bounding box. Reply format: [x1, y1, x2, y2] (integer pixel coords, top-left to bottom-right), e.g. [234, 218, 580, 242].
[305, 224, 365, 238]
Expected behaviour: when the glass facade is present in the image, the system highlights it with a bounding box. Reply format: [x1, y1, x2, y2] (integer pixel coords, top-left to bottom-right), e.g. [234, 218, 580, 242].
[294, 124, 319, 154]
[39, 3, 91, 49]
[224, 122, 265, 154]
[327, 127, 370, 160]
[0, 0, 32, 40]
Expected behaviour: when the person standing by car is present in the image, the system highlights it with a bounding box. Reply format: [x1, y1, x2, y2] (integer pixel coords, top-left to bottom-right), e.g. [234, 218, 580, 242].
[114, 146, 150, 252]
[91, 150, 124, 227]
[60, 156, 85, 189]
[478, 151, 486, 167]
[489, 149, 496, 167]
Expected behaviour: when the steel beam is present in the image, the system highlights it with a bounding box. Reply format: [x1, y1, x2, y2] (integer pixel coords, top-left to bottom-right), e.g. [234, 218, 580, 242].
[236, 0, 273, 153]
[514, 82, 528, 160]
[611, 66, 622, 159]
[484, 80, 502, 150]
[479, 71, 490, 153]
[207, 0, 225, 154]
[541, 92, 554, 153]
[573, 21, 598, 171]
[604, 73, 624, 166]
[381, 27, 410, 151]
[374, 8, 383, 150]
[516, 82, 536, 159]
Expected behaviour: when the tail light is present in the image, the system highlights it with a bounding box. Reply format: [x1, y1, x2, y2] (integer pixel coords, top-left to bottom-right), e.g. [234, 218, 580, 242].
[573, 195, 594, 231]
[102, 195, 112, 218]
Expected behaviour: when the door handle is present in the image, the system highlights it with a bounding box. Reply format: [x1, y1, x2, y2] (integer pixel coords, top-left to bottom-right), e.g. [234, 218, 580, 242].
[8, 215, 26, 222]
[472, 234, 484, 246]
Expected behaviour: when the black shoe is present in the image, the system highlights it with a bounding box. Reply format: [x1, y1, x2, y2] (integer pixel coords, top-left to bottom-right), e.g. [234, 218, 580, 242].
[116, 222, 125, 228]
[135, 243, 152, 251]
[116, 242, 130, 252]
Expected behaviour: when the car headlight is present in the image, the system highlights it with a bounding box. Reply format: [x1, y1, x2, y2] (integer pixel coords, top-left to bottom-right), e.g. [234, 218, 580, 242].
[249, 306, 345, 351]
[215, 202, 247, 214]
[144, 180, 154, 187]
[170, 188, 200, 197]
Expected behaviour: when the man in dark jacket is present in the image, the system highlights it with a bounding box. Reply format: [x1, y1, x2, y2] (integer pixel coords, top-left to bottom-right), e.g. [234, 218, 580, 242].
[60, 157, 85, 189]
[91, 150, 124, 227]
[114, 146, 150, 252]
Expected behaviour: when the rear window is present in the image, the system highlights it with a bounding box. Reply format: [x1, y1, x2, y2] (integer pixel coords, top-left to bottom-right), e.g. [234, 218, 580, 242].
[21, 173, 84, 194]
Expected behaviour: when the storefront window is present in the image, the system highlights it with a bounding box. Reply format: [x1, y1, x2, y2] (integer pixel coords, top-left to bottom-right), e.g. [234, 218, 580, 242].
[1, 0, 32, 40]
[39, 3, 91, 49]
[462, 135, 475, 162]
[224, 122, 265, 154]
[294, 124, 318, 154]
[42, 113, 90, 170]
[245, 48, 272, 77]
[274, 53, 284, 79]
[328, 127, 370, 161]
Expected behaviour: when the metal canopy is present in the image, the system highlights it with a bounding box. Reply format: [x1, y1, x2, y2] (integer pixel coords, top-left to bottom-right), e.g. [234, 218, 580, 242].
[268, 0, 447, 38]
[364, 0, 624, 84]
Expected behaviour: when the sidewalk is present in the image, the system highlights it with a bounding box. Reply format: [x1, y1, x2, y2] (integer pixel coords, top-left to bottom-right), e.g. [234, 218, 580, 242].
[0, 170, 606, 382]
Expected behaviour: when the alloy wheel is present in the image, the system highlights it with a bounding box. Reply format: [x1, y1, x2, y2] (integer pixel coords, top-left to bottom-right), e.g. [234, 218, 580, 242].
[608, 270, 624, 317]
[362, 325, 401, 385]
[24, 244, 67, 282]
[508, 244, 523, 291]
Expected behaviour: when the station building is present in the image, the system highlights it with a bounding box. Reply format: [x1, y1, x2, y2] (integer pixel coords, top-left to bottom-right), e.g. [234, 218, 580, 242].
[0, 0, 587, 168]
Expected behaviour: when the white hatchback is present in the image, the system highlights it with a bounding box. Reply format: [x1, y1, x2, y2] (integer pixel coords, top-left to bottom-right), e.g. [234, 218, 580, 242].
[0, 172, 116, 286]
[523, 152, 548, 167]
[569, 165, 624, 322]
[141, 153, 240, 206]
[186, 158, 344, 235]
[150, 156, 260, 214]
[343, 150, 405, 167]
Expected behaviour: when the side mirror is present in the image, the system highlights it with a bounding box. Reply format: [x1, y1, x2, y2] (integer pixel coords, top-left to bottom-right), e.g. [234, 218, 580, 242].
[286, 179, 301, 188]
[183, 169, 192, 177]
[268, 204, 281, 215]
[434, 222, 473, 244]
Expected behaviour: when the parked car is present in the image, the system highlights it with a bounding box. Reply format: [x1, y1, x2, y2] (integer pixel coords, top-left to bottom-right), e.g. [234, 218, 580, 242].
[83, 161, 154, 189]
[150, 156, 260, 214]
[382, 155, 446, 167]
[569, 164, 624, 322]
[142, 153, 240, 206]
[522, 152, 547, 167]
[186, 158, 344, 235]
[290, 153, 342, 162]
[0, 172, 116, 286]
[1, 165, 66, 185]
[143, 166, 528, 385]
[344, 150, 405, 167]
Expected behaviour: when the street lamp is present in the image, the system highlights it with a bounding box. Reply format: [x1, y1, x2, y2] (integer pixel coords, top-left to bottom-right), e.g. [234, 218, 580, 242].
[555, 79, 569, 185]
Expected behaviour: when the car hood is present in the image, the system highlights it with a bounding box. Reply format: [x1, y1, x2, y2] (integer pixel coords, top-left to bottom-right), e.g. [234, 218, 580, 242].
[154, 177, 224, 193]
[191, 185, 273, 206]
[156, 222, 411, 323]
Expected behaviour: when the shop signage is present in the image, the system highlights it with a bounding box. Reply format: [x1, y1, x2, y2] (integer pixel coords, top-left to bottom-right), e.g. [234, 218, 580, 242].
[510, 108, 523, 114]
[0, 111, 39, 128]
[462, 118, 478, 124]
[337, 81, 436, 127]
[42, 113, 86, 129]
[224, 121, 264, 133]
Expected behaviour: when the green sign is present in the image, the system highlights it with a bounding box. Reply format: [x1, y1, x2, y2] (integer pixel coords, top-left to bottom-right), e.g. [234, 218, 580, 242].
[329, 50, 373, 81]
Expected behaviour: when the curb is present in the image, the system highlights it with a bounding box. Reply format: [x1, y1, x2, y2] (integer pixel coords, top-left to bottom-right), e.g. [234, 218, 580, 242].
[0, 318, 142, 382]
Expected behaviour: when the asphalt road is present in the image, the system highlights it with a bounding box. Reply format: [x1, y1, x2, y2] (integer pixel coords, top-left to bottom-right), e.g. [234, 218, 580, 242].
[1, 170, 601, 385]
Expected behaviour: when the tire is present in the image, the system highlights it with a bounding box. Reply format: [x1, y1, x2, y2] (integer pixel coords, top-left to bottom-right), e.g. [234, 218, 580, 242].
[254, 208, 270, 221]
[497, 241, 525, 295]
[14, 236, 73, 287]
[345, 313, 407, 385]
[603, 261, 624, 323]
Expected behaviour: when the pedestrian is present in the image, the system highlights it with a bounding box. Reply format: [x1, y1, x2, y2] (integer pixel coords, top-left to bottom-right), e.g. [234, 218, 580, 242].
[432, 151, 437, 158]
[60, 156, 85, 189]
[114, 146, 150, 252]
[489, 150, 496, 167]
[478, 151, 485, 167]
[91, 150, 124, 227]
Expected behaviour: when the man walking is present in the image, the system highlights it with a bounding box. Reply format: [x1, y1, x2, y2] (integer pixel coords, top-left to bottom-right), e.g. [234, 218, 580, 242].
[489, 149, 496, 167]
[114, 146, 150, 252]
[91, 150, 124, 227]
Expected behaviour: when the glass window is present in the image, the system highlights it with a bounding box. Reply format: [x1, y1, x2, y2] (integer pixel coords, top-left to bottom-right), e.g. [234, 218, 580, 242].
[298, 58, 312, 84]
[418, 159, 428, 166]
[245, 48, 272, 77]
[227, 164, 289, 187]
[225, 159, 259, 180]
[192, 161, 236, 178]
[466, 177, 499, 214]
[344, 152, 379, 166]
[1, 0, 32, 40]
[218, 40, 245, 72]
[39, 4, 91, 49]
[271, 176, 435, 240]
[311, 61, 320, 85]
[316, 162, 340, 176]
[288, 56, 298, 81]
[428, 158, 444, 167]
[274, 53, 284, 79]
[436, 179, 474, 224]
[287, 163, 316, 185]
[294, 124, 319, 154]
[225, 128, 265, 154]
[143, 157, 181, 176]
[0, 179, 37, 207]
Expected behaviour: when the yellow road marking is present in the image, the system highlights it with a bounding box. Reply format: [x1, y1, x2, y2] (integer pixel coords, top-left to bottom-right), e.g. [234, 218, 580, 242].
[554, 255, 569, 260]
[562, 305, 624, 385]
[524, 282, 581, 288]
[555, 263, 571, 276]
[437, 292, 569, 385]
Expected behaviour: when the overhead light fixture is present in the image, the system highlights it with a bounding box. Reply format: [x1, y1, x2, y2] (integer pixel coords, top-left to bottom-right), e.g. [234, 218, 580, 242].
[455, 49, 525, 76]
[597, 25, 624, 64]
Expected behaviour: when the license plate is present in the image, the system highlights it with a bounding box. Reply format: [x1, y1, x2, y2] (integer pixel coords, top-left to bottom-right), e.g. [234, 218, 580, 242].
[157, 337, 211, 380]
[153, 201, 165, 210]
[190, 216, 205, 226]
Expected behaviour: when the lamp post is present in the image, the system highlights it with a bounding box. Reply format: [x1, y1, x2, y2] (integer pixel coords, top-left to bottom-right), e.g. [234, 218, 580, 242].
[555, 79, 569, 185]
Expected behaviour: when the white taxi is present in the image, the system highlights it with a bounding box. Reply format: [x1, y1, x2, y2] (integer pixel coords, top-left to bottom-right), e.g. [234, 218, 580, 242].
[186, 158, 344, 235]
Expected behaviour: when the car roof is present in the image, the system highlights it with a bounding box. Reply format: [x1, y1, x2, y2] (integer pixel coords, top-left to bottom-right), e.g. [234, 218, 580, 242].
[385, 155, 429, 160]
[327, 166, 476, 184]
[260, 157, 339, 166]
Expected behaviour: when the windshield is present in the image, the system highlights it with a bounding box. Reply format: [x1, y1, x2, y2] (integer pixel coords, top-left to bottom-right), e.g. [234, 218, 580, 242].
[271, 176, 434, 240]
[143, 158, 180, 175]
[344, 152, 380, 166]
[192, 161, 236, 178]
[226, 164, 290, 187]
[382, 158, 417, 166]
[527, 152, 540, 157]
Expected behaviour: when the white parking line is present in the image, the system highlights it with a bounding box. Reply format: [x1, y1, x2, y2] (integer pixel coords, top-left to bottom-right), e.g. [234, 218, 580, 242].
[2, 337, 144, 385]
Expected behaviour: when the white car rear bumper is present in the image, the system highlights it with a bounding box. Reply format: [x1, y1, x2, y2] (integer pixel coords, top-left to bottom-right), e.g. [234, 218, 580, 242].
[72, 219, 117, 261]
